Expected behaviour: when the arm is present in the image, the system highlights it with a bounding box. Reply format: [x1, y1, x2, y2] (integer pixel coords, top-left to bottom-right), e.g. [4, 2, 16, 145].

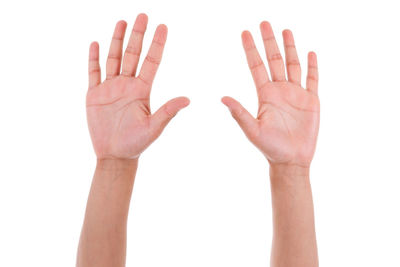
[222, 21, 319, 267]
[76, 159, 137, 267]
[269, 164, 317, 267]
[77, 14, 189, 267]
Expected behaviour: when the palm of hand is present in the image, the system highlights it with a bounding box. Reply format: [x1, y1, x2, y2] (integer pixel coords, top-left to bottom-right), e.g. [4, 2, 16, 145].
[222, 22, 319, 167]
[87, 77, 154, 159]
[254, 82, 319, 166]
[86, 16, 189, 160]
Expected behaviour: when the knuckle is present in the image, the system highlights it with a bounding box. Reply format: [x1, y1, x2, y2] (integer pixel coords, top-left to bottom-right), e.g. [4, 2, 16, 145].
[145, 55, 160, 65]
[125, 46, 140, 56]
[250, 62, 264, 70]
[307, 75, 318, 81]
[268, 53, 283, 61]
[89, 68, 100, 74]
[107, 54, 122, 60]
[286, 60, 300, 66]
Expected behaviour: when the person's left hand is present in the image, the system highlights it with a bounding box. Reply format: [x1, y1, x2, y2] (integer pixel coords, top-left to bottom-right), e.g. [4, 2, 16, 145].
[222, 22, 319, 168]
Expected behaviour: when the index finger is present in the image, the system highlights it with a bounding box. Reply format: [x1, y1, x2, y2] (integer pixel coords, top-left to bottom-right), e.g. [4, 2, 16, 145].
[242, 31, 270, 94]
[137, 24, 167, 93]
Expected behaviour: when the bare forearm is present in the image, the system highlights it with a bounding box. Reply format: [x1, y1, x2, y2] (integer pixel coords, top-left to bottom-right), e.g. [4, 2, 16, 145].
[269, 164, 318, 267]
[77, 159, 138, 267]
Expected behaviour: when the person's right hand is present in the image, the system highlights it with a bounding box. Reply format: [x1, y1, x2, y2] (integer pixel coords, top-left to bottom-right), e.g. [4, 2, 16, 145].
[222, 22, 319, 168]
[86, 14, 189, 160]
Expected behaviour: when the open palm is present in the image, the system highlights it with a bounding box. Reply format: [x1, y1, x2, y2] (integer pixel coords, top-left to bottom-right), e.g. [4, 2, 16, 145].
[222, 22, 319, 167]
[86, 14, 189, 160]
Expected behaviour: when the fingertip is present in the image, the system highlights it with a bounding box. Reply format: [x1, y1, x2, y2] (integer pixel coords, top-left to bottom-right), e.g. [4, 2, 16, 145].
[260, 21, 271, 30]
[117, 20, 128, 28]
[170, 97, 190, 110]
[241, 30, 252, 41]
[308, 51, 317, 57]
[221, 96, 229, 105]
[308, 51, 318, 63]
[89, 42, 99, 59]
[137, 13, 148, 22]
[113, 20, 127, 39]
[282, 29, 295, 46]
[260, 21, 274, 39]
[181, 97, 190, 107]
[282, 29, 292, 37]
[241, 31, 255, 49]
[134, 13, 148, 31]
[90, 41, 99, 49]
[155, 24, 168, 43]
[242, 30, 251, 38]
[221, 96, 235, 107]
[157, 24, 168, 32]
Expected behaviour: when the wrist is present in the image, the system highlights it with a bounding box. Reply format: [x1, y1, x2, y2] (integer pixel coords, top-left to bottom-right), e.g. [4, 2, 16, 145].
[96, 158, 139, 172]
[269, 163, 310, 176]
[86, 158, 138, 229]
[269, 163, 310, 188]
[92, 158, 138, 195]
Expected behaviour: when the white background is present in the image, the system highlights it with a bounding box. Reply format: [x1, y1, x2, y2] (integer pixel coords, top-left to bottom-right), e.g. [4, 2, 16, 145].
[1, 0, 400, 266]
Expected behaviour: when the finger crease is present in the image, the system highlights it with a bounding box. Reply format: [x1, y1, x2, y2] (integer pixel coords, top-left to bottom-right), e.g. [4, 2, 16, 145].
[286, 60, 300, 66]
[132, 29, 145, 35]
[145, 55, 160, 65]
[245, 46, 257, 52]
[89, 69, 100, 74]
[263, 36, 276, 42]
[307, 75, 318, 81]
[268, 54, 283, 61]
[273, 76, 286, 82]
[121, 71, 131, 76]
[137, 75, 151, 86]
[108, 55, 122, 60]
[250, 62, 265, 70]
[152, 40, 164, 46]
[125, 47, 141, 56]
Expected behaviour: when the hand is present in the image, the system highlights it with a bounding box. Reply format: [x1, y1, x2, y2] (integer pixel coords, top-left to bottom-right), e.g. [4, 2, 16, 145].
[86, 14, 189, 160]
[222, 21, 319, 168]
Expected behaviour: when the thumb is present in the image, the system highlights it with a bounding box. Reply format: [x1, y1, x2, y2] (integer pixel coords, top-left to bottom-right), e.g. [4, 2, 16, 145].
[151, 96, 190, 131]
[221, 96, 258, 137]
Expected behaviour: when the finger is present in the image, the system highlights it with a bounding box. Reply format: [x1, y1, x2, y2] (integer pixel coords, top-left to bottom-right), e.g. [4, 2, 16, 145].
[137, 24, 167, 91]
[106, 20, 127, 80]
[121, 13, 148, 77]
[221, 96, 258, 138]
[260, 21, 286, 82]
[241, 31, 270, 94]
[282, 29, 301, 85]
[88, 42, 101, 89]
[151, 97, 190, 132]
[306, 52, 318, 95]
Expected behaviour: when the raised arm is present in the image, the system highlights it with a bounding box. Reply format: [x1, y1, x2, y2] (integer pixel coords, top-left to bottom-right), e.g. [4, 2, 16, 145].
[77, 14, 189, 267]
[222, 21, 319, 267]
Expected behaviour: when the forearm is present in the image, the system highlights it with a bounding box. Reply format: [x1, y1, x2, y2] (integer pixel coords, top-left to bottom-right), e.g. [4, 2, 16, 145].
[269, 164, 318, 267]
[77, 159, 138, 267]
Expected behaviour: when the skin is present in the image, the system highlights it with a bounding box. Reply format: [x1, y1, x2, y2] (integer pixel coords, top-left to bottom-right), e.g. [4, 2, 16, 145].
[222, 21, 319, 267]
[77, 14, 189, 267]
[77, 15, 318, 267]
